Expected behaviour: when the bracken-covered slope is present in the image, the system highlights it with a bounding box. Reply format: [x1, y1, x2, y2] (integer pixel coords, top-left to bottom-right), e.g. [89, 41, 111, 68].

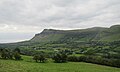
[31, 25, 120, 42]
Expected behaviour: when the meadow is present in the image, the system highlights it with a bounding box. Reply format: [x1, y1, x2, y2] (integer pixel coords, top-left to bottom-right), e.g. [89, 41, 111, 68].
[0, 55, 120, 72]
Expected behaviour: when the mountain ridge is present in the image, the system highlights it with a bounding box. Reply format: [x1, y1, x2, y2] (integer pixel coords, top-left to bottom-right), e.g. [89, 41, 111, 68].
[31, 25, 120, 42]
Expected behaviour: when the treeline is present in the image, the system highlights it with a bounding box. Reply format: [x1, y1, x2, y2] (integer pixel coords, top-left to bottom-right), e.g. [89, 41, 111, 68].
[33, 52, 68, 63]
[68, 55, 120, 68]
[32, 52, 120, 68]
[0, 48, 21, 60]
[0, 48, 120, 68]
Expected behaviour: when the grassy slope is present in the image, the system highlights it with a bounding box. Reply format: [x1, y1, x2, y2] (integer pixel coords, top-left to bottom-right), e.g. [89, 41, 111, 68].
[31, 25, 120, 43]
[31, 34, 65, 42]
[0, 55, 120, 72]
[99, 33, 120, 41]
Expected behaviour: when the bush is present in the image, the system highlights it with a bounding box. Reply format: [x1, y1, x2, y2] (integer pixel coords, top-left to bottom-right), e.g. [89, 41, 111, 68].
[68, 56, 79, 62]
[14, 52, 21, 60]
[52, 53, 68, 63]
[33, 54, 47, 63]
[38, 54, 46, 63]
[33, 55, 39, 62]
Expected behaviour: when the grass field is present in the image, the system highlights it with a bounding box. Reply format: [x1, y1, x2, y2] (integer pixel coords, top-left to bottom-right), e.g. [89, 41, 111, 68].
[0, 55, 120, 72]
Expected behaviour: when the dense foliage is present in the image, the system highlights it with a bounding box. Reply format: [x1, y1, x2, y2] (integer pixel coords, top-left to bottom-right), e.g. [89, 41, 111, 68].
[0, 48, 21, 60]
[33, 53, 46, 63]
[68, 55, 120, 68]
[52, 53, 68, 63]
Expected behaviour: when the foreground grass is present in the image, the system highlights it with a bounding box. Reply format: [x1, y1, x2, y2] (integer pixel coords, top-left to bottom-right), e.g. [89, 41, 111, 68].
[0, 56, 120, 72]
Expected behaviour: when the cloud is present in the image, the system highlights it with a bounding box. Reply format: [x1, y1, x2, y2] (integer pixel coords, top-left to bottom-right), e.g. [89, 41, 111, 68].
[0, 0, 120, 43]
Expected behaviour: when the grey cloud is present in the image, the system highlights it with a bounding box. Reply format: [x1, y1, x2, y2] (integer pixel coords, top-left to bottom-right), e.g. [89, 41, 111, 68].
[0, 0, 120, 27]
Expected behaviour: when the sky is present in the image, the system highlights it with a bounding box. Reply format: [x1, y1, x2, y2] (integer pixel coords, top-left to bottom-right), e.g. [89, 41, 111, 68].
[0, 0, 120, 43]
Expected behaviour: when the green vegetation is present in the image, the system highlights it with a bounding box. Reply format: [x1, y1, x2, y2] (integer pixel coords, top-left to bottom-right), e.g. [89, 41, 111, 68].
[68, 55, 120, 67]
[0, 25, 120, 71]
[52, 52, 68, 63]
[0, 48, 22, 60]
[0, 55, 120, 72]
[33, 54, 46, 63]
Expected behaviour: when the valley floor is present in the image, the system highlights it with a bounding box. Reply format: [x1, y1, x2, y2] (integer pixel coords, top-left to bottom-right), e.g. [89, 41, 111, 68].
[0, 57, 120, 72]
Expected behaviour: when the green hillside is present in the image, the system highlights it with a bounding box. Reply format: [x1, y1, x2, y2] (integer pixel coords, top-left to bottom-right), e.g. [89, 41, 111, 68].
[31, 25, 120, 42]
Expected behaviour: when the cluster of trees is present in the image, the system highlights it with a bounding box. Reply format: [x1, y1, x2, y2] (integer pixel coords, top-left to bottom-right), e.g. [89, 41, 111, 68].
[68, 55, 120, 68]
[52, 53, 68, 63]
[33, 52, 68, 63]
[0, 48, 21, 60]
[33, 53, 46, 63]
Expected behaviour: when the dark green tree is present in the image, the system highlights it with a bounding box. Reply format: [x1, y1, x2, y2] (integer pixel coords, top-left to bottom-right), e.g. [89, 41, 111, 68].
[1, 49, 8, 59]
[14, 52, 21, 60]
[38, 54, 46, 63]
[14, 48, 20, 53]
[33, 55, 39, 62]
[52, 53, 68, 63]
[33, 54, 46, 63]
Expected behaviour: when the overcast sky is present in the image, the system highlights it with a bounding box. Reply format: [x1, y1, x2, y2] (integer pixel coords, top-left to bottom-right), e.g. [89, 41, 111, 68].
[0, 0, 120, 43]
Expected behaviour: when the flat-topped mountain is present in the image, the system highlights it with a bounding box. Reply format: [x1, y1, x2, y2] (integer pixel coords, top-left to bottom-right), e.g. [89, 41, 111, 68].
[31, 25, 120, 42]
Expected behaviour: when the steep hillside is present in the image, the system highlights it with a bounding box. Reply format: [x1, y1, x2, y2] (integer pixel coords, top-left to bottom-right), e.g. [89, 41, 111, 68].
[31, 29, 67, 42]
[31, 25, 120, 42]
[95, 25, 120, 41]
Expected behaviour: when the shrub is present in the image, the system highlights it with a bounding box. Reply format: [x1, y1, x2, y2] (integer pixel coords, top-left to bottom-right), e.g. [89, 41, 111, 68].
[52, 53, 68, 63]
[38, 54, 46, 63]
[68, 56, 79, 62]
[14, 52, 21, 60]
[33, 54, 47, 63]
[33, 55, 39, 62]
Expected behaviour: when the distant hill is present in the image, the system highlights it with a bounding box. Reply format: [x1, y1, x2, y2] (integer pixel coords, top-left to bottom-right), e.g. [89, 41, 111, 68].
[31, 25, 120, 42]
